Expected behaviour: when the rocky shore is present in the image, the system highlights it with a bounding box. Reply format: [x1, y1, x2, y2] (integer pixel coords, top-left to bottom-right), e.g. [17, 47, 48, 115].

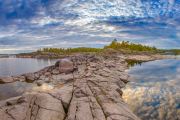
[16, 53, 71, 58]
[0, 56, 9, 58]
[0, 49, 178, 120]
[0, 51, 141, 120]
[99, 48, 179, 62]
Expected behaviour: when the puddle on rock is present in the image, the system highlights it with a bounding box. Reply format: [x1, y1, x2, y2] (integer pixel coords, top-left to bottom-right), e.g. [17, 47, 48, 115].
[0, 81, 54, 101]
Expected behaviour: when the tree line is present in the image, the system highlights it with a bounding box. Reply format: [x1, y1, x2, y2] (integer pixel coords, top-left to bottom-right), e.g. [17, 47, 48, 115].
[36, 47, 103, 54]
[23, 39, 163, 55]
[104, 39, 160, 52]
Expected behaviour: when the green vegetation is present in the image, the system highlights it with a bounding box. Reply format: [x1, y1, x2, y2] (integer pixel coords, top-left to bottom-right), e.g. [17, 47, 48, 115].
[19, 39, 163, 55]
[104, 39, 160, 52]
[96, 96, 101, 106]
[160, 49, 180, 52]
[126, 60, 144, 69]
[36, 47, 103, 54]
[173, 49, 179, 57]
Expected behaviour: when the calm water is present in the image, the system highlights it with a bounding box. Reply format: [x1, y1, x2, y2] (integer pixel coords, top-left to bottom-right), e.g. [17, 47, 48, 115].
[0, 58, 63, 101]
[166, 54, 180, 58]
[123, 59, 180, 120]
[0, 81, 54, 101]
[0, 58, 62, 76]
[165, 52, 180, 58]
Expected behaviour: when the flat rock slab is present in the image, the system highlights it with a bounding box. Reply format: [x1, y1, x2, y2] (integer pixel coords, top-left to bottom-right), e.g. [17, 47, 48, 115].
[0, 92, 65, 120]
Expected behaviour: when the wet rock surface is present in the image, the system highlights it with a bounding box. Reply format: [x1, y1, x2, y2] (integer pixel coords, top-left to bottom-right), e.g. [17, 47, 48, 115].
[0, 53, 143, 120]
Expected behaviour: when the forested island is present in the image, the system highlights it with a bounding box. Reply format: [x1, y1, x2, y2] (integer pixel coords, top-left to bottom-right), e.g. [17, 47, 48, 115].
[17, 39, 165, 57]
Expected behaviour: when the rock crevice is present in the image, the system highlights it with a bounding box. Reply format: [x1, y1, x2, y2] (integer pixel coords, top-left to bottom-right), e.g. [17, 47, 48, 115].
[0, 53, 140, 120]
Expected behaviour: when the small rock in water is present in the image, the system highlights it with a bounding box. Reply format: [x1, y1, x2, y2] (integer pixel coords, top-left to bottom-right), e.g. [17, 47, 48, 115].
[0, 76, 14, 83]
[37, 80, 44, 86]
[25, 72, 35, 81]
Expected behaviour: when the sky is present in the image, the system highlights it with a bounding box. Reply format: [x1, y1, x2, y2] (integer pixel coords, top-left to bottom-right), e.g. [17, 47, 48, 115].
[0, 0, 180, 54]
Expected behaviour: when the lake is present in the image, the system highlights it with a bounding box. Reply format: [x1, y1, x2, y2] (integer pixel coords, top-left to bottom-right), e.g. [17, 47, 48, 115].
[0, 56, 180, 120]
[123, 59, 180, 120]
[0, 58, 62, 76]
[0, 58, 62, 101]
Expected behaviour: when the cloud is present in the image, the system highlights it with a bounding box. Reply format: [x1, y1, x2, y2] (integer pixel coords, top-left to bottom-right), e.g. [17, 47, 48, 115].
[123, 59, 180, 120]
[0, 0, 180, 53]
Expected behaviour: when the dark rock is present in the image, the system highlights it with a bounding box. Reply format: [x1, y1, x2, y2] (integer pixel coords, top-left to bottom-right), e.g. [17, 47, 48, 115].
[55, 61, 60, 67]
[0, 76, 14, 83]
[73, 66, 78, 71]
[37, 80, 44, 86]
[25, 72, 35, 81]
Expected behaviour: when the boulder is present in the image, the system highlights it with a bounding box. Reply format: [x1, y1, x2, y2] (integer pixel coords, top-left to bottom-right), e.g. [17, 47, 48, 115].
[58, 59, 74, 73]
[34, 73, 40, 80]
[25, 72, 34, 81]
[55, 61, 60, 67]
[0, 76, 14, 83]
[37, 80, 44, 86]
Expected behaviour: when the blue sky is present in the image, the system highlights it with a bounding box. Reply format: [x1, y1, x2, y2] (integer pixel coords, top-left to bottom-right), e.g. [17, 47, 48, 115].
[0, 0, 180, 54]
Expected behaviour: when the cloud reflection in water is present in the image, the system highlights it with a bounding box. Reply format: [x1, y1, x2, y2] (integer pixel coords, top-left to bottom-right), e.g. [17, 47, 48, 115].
[123, 59, 180, 120]
[0, 81, 54, 101]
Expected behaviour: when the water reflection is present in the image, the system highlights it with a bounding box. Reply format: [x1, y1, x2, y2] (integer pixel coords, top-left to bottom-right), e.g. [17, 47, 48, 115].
[0, 81, 54, 101]
[126, 60, 145, 69]
[123, 59, 180, 120]
[165, 53, 180, 58]
[0, 57, 63, 76]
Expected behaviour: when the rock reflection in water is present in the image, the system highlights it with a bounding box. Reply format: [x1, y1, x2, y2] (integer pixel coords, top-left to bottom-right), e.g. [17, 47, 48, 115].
[0, 57, 63, 76]
[0, 81, 54, 101]
[123, 59, 180, 120]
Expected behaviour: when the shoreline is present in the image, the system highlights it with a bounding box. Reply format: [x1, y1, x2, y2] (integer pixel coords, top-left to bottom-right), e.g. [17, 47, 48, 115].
[0, 51, 179, 120]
